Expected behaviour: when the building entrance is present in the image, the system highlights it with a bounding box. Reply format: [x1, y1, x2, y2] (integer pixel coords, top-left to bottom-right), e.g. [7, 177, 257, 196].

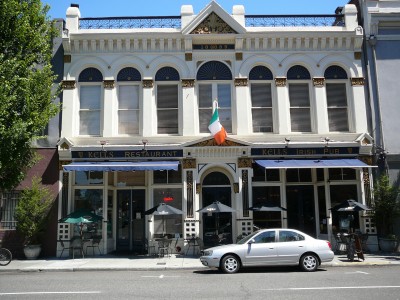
[116, 190, 145, 253]
[286, 185, 316, 237]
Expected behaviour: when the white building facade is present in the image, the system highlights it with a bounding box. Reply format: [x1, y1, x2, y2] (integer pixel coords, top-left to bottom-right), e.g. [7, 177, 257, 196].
[58, 2, 376, 255]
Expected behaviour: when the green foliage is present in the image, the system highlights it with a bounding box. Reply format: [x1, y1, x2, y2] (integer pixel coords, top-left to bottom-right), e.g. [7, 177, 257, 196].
[14, 177, 53, 245]
[0, 0, 59, 191]
[372, 175, 400, 237]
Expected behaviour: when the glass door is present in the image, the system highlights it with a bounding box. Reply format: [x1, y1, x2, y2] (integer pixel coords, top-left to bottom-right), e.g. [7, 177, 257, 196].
[286, 185, 316, 237]
[116, 190, 145, 253]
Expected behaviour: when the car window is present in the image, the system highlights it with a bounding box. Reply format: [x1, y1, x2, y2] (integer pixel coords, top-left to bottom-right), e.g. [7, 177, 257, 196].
[278, 230, 305, 242]
[253, 231, 276, 243]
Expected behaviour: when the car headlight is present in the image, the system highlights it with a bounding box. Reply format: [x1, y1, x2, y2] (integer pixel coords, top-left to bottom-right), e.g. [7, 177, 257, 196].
[202, 250, 213, 256]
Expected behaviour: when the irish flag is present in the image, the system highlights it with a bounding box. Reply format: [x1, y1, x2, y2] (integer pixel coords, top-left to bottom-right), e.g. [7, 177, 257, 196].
[208, 101, 227, 145]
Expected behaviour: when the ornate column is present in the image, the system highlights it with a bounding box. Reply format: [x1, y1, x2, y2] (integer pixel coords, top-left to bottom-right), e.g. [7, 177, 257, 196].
[102, 79, 115, 136]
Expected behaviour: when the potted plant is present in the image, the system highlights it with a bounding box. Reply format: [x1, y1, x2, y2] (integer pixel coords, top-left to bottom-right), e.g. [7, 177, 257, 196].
[372, 175, 400, 252]
[14, 177, 53, 259]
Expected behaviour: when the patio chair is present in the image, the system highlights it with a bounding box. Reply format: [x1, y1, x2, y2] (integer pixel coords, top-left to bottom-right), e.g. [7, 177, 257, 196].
[86, 236, 102, 256]
[71, 238, 84, 259]
[145, 238, 156, 256]
[58, 240, 72, 258]
[158, 239, 171, 257]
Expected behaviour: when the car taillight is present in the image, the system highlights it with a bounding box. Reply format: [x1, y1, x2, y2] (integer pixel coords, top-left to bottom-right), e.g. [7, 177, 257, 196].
[326, 240, 332, 250]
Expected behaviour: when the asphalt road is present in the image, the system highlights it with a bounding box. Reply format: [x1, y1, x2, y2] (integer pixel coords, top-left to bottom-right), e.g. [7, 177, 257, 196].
[0, 266, 399, 299]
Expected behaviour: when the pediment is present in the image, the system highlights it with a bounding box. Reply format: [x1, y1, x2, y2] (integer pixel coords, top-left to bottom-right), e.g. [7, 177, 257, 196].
[185, 137, 249, 147]
[182, 1, 246, 35]
[57, 137, 73, 150]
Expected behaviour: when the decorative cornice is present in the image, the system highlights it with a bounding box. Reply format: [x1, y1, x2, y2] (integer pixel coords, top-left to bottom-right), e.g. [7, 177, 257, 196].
[182, 158, 196, 169]
[181, 79, 195, 88]
[61, 80, 76, 89]
[189, 138, 246, 147]
[103, 80, 115, 89]
[235, 52, 243, 61]
[275, 77, 287, 87]
[238, 158, 252, 168]
[59, 160, 71, 171]
[234, 78, 248, 87]
[142, 79, 154, 88]
[313, 77, 325, 87]
[351, 77, 365, 86]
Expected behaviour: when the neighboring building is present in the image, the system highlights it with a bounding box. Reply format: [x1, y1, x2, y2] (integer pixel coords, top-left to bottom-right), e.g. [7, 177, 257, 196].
[352, 0, 400, 238]
[58, 1, 376, 256]
[0, 20, 64, 258]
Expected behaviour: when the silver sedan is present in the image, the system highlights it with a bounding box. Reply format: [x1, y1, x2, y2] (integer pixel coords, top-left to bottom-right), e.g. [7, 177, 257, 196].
[200, 228, 334, 273]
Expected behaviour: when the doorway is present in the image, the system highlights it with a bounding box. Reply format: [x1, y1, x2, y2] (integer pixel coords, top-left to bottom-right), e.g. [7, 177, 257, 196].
[116, 190, 145, 253]
[286, 185, 316, 237]
[201, 172, 233, 247]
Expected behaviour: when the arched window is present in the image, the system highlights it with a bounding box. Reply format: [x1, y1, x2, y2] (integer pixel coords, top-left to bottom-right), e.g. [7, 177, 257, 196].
[117, 67, 141, 135]
[78, 67, 103, 135]
[155, 67, 180, 134]
[287, 65, 312, 132]
[324, 66, 349, 132]
[197, 61, 232, 133]
[249, 66, 274, 133]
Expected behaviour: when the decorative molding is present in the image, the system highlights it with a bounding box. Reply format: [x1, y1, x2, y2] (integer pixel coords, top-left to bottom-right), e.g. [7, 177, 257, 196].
[61, 80, 76, 89]
[181, 79, 195, 88]
[185, 53, 192, 61]
[235, 52, 243, 61]
[238, 158, 252, 168]
[351, 77, 365, 86]
[354, 52, 362, 60]
[64, 55, 71, 63]
[313, 77, 325, 87]
[182, 158, 196, 169]
[233, 183, 239, 193]
[274, 77, 287, 87]
[142, 79, 154, 88]
[188, 138, 246, 147]
[103, 80, 115, 89]
[190, 12, 237, 34]
[234, 78, 248, 87]
[59, 160, 71, 171]
[59, 142, 70, 150]
[196, 183, 201, 194]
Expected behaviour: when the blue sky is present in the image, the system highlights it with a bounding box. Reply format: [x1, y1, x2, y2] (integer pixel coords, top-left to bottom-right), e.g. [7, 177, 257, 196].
[43, 0, 349, 19]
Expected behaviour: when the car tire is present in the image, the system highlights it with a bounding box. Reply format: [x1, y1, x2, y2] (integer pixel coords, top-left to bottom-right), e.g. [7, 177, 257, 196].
[221, 255, 240, 274]
[300, 253, 319, 272]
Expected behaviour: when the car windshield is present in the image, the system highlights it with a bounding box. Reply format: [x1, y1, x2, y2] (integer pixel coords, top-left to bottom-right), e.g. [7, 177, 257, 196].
[237, 231, 260, 244]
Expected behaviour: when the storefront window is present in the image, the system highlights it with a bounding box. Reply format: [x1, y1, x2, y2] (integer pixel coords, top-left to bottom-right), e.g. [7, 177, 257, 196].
[286, 168, 312, 182]
[252, 164, 280, 182]
[74, 189, 103, 238]
[330, 184, 358, 233]
[116, 171, 145, 186]
[328, 168, 356, 181]
[75, 171, 103, 185]
[154, 167, 182, 184]
[153, 188, 182, 238]
[252, 186, 282, 229]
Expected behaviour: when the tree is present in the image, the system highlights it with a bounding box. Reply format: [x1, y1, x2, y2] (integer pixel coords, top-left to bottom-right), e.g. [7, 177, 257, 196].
[0, 0, 59, 191]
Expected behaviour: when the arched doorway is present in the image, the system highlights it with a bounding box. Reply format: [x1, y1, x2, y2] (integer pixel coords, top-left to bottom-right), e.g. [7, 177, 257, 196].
[201, 171, 233, 247]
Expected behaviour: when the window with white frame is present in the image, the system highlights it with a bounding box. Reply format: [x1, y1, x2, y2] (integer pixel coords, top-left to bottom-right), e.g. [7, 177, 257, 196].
[155, 67, 179, 134]
[78, 68, 103, 136]
[249, 66, 274, 133]
[287, 65, 312, 132]
[117, 67, 141, 135]
[324, 66, 349, 132]
[197, 61, 232, 133]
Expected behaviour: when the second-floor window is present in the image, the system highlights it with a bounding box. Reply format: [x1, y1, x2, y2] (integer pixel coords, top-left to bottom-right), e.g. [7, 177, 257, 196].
[288, 65, 312, 132]
[249, 66, 274, 133]
[78, 68, 103, 136]
[325, 66, 349, 132]
[117, 67, 141, 135]
[197, 61, 232, 133]
[155, 67, 180, 134]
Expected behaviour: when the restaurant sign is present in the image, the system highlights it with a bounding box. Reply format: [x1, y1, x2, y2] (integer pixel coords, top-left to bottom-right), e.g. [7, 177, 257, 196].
[251, 147, 359, 157]
[72, 150, 183, 159]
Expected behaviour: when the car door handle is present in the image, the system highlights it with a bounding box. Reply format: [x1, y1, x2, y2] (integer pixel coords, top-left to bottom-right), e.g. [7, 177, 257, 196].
[298, 245, 304, 247]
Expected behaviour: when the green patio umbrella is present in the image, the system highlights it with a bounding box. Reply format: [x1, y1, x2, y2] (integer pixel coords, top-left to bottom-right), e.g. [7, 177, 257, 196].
[59, 209, 103, 239]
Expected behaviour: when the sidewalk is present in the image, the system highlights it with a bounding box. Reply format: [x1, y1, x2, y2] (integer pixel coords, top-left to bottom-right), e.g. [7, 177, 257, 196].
[1, 252, 399, 272]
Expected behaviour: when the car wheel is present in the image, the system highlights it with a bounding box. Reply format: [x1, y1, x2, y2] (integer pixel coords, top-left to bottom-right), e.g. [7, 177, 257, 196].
[221, 255, 240, 274]
[300, 253, 319, 272]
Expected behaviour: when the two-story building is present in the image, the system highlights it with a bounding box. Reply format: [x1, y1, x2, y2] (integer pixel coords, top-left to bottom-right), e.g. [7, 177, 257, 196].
[58, 1, 376, 255]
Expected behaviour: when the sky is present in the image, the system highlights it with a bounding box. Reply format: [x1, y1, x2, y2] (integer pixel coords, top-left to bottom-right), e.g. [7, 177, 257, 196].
[43, 0, 349, 19]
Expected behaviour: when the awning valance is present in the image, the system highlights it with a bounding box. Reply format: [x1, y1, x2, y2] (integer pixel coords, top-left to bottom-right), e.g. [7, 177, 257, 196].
[63, 161, 179, 172]
[255, 159, 374, 169]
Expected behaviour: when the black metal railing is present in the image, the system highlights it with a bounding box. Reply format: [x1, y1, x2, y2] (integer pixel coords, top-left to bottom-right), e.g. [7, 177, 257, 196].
[79, 16, 181, 29]
[245, 14, 345, 27]
[78, 14, 345, 30]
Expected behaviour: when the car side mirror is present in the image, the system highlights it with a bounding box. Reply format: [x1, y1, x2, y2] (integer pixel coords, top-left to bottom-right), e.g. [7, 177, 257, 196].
[248, 239, 256, 244]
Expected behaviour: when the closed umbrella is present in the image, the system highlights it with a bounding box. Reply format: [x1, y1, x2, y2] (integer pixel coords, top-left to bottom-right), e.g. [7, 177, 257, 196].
[248, 204, 287, 212]
[329, 199, 371, 212]
[145, 203, 183, 236]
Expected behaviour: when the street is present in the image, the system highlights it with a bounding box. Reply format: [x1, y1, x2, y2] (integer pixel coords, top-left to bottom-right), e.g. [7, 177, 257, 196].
[0, 266, 400, 299]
